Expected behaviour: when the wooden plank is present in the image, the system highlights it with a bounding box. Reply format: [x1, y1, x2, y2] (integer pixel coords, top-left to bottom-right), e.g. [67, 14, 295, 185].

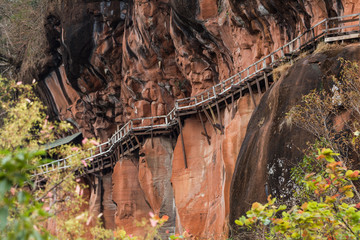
[198, 111, 211, 145]
[177, 117, 188, 169]
[247, 81, 257, 107]
[325, 33, 360, 43]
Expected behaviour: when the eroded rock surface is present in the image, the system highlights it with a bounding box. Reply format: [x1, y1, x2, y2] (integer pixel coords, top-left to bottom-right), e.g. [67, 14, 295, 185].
[36, 0, 354, 140]
[229, 44, 360, 233]
[171, 94, 260, 238]
[30, 0, 360, 238]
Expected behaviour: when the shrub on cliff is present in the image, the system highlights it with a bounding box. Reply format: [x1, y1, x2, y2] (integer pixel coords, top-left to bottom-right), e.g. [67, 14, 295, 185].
[0, 76, 95, 239]
[235, 59, 360, 239]
[0, 76, 180, 239]
[235, 148, 360, 239]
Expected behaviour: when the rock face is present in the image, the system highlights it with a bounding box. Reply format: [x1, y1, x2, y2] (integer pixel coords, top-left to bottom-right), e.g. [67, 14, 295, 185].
[36, 0, 355, 140]
[31, 0, 360, 238]
[229, 44, 360, 232]
[171, 94, 260, 238]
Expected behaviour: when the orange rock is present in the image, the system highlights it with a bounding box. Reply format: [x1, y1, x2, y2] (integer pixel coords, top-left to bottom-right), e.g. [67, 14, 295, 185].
[138, 137, 175, 233]
[172, 94, 259, 238]
[112, 158, 153, 236]
[135, 100, 151, 117]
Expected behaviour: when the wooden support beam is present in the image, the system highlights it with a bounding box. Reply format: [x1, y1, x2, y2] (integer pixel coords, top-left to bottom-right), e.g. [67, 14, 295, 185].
[117, 146, 121, 162]
[120, 142, 124, 157]
[198, 111, 211, 145]
[177, 117, 188, 169]
[208, 105, 217, 126]
[247, 82, 257, 107]
[134, 135, 141, 148]
[125, 138, 130, 153]
[128, 137, 135, 150]
[100, 157, 104, 170]
[151, 119, 154, 149]
[151, 131, 154, 149]
[231, 91, 235, 113]
[215, 100, 224, 134]
[224, 98, 230, 112]
[264, 72, 269, 91]
[202, 106, 217, 132]
[256, 79, 261, 94]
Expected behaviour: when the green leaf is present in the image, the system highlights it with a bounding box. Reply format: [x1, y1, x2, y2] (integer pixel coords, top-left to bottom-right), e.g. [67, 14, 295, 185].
[345, 190, 354, 198]
[0, 207, 9, 231]
[278, 205, 287, 211]
[17, 191, 26, 203]
[235, 219, 244, 226]
[0, 179, 11, 196]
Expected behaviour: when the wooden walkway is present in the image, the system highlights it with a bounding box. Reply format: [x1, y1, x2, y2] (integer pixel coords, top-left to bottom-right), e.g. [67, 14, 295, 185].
[33, 13, 360, 178]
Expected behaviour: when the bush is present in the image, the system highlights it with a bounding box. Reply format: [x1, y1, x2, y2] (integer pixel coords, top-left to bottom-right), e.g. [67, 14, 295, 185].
[235, 148, 360, 239]
[235, 59, 360, 239]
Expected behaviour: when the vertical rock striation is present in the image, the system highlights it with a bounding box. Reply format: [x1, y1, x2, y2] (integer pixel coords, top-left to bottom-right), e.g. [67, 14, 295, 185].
[29, 0, 360, 238]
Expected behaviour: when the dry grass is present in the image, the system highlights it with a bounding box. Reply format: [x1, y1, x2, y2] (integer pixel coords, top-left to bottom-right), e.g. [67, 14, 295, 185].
[272, 62, 293, 82]
[295, 51, 310, 61]
[313, 42, 342, 54]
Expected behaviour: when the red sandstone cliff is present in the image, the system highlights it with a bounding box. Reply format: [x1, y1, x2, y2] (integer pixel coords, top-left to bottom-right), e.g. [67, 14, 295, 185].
[29, 0, 360, 238]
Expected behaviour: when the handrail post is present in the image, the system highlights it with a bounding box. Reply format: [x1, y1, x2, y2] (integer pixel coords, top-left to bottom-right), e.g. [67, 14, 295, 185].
[324, 19, 328, 37]
[212, 86, 217, 98]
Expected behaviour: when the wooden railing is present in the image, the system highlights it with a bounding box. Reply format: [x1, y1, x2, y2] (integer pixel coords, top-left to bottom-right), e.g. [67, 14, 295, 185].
[33, 13, 360, 177]
[175, 18, 328, 110]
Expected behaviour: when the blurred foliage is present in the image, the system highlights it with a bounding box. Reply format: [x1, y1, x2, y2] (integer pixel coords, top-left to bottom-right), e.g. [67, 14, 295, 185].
[0, 149, 52, 239]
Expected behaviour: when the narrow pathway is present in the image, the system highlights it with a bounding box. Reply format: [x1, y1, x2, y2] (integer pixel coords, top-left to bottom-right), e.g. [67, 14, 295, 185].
[33, 13, 360, 178]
